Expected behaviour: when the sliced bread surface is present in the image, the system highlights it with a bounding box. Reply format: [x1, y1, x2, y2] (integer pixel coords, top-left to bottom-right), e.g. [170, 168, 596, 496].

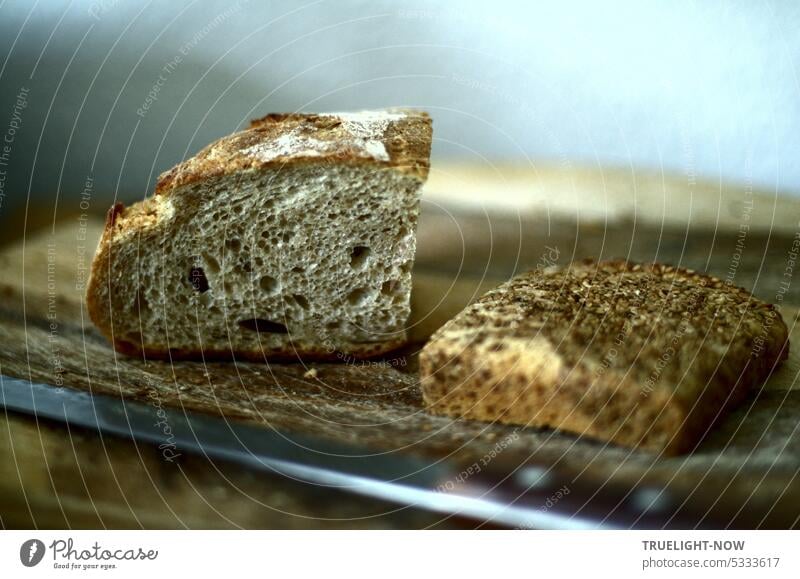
[420, 260, 789, 455]
[87, 109, 432, 360]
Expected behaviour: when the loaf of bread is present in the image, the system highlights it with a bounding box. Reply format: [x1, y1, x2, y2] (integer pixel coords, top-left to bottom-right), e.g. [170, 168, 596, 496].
[420, 260, 789, 455]
[87, 110, 432, 360]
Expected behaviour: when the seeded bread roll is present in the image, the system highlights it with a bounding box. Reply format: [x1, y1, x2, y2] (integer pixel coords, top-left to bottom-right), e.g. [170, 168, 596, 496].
[420, 260, 789, 455]
[87, 109, 432, 360]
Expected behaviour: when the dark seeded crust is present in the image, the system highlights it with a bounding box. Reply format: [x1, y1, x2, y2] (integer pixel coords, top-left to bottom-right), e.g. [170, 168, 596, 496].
[155, 109, 431, 195]
[420, 260, 789, 455]
[86, 110, 432, 361]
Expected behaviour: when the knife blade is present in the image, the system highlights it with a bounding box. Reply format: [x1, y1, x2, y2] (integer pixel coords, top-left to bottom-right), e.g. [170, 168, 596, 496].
[2, 374, 759, 529]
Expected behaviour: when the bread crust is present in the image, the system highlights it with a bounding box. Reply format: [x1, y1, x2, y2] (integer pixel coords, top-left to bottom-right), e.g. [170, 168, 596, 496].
[86, 110, 432, 361]
[156, 109, 431, 195]
[420, 260, 789, 455]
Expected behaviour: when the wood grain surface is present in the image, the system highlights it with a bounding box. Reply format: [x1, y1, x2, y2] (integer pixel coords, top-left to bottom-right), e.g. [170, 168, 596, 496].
[1, 165, 799, 528]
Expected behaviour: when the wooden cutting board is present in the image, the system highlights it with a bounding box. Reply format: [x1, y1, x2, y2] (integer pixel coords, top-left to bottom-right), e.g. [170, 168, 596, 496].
[1, 164, 799, 528]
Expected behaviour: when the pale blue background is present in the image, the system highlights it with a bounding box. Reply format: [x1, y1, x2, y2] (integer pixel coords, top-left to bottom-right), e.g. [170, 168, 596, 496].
[0, 0, 798, 227]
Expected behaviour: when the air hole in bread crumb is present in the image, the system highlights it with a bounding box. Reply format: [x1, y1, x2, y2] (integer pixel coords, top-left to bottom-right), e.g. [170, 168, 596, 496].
[188, 267, 209, 293]
[381, 279, 399, 295]
[293, 294, 309, 309]
[350, 246, 370, 269]
[225, 237, 241, 252]
[259, 275, 279, 294]
[238, 318, 288, 334]
[347, 287, 371, 306]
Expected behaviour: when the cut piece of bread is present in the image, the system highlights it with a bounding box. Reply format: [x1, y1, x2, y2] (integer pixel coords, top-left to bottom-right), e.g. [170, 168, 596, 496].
[420, 260, 789, 455]
[87, 109, 432, 361]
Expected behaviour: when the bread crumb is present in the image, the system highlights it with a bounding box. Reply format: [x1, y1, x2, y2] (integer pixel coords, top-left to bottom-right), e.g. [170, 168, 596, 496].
[303, 368, 319, 380]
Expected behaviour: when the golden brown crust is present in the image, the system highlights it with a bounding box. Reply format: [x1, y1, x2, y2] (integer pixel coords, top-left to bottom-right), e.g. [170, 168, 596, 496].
[87, 198, 165, 345]
[105, 201, 125, 227]
[155, 109, 432, 195]
[85, 205, 120, 344]
[420, 259, 789, 455]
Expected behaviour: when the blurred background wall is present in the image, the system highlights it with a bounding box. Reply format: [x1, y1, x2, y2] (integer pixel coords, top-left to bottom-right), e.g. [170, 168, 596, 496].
[0, 0, 798, 241]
